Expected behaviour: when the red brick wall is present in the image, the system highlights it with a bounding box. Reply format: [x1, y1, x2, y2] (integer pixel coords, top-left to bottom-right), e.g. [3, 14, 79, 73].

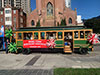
[12, 9, 27, 30]
[0, 10, 5, 28]
[0, 7, 26, 30]
[27, 9, 38, 27]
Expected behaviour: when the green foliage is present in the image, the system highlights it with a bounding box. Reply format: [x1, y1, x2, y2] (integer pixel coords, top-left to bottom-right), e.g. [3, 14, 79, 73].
[54, 68, 100, 75]
[36, 20, 40, 27]
[8, 43, 18, 53]
[57, 22, 60, 27]
[84, 17, 100, 33]
[5, 29, 13, 38]
[60, 18, 67, 26]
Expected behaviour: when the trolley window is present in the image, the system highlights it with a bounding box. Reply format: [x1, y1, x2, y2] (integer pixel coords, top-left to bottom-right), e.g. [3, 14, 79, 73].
[34, 32, 38, 39]
[58, 32, 63, 39]
[85, 31, 91, 39]
[41, 32, 45, 39]
[46, 32, 56, 39]
[24, 32, 33, 40]
[80, 31, 84, 38]
[74, 31, 79, 39]
[18, 33, 22, 39]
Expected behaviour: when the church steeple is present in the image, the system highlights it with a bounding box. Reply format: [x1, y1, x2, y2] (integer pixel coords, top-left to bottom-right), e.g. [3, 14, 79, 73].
[65, 0, 71, 8]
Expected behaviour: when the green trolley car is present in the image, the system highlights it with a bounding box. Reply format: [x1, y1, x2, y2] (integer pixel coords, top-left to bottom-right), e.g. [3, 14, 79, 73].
[14, 26, 93, 54]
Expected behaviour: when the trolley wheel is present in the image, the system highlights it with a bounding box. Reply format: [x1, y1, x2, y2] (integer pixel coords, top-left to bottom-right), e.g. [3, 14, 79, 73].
[80, 48, 88, 54]
[22, 48, 31, 54]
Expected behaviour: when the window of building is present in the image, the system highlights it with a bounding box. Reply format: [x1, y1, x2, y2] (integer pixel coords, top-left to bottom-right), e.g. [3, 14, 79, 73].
[14, 17, 16, 22]
[47, 2, 53, 16]
[20, 24, 23, 28]
[1, 18, 3, 22]
[41, 32, 45, 39]
[20, 12, 23, 16]
[31, 20, 35, 26]
[58, 32, 63, 39]
[5, 10, 11, 14]
[69, 18, 72, 24]
[74, 31, 78, 39]
[1, 11, 3, 15]
[20, 18, 23, 23]
[14, 33, 16, 38]
[5, 17, 11, 21]
[34, 32, 38, 39]
[14, 23, 16, 30]
[80, 31, 84, 38]
[13, 10, 16, 14]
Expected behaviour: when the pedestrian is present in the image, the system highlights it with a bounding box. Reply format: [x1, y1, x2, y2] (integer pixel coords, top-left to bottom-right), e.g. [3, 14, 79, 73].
[68, 33, 72, 39]
[6, 39, 10, 54]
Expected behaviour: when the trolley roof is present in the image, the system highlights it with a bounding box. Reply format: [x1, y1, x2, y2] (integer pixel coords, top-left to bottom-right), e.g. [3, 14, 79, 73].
[15, 26, 92, 31]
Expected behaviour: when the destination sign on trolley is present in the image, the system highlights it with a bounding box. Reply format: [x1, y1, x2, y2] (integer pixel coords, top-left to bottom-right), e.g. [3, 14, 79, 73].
[23, 40, 48, 48]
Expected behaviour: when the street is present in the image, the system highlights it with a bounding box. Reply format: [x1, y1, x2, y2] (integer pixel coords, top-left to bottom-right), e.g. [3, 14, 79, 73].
[0, 69, 53, 75]
[0, 45, 100, 75]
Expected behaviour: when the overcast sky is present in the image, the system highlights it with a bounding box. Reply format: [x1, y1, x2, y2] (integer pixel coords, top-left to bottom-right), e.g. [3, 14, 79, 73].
[31, 0, 100, 19]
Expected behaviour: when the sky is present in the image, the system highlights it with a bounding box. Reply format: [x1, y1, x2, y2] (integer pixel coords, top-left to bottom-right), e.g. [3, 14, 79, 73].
[31, 0, 100, 19]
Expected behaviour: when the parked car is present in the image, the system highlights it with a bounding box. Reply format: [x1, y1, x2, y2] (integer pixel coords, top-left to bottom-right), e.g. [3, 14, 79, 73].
[98, 36, 100, 41]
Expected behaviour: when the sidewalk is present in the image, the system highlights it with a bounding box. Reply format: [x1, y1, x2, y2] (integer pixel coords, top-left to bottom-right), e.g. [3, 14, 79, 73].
[0, 45, 100, 70]
[0, 51, 6, 54]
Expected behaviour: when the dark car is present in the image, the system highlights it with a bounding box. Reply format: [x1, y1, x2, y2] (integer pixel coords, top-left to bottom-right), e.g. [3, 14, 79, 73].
[98, 36, 100, 41]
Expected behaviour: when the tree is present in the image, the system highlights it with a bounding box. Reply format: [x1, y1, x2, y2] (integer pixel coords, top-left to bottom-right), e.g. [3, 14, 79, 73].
[60, 18, 67, 26]
[57, 22, 60, 27]
[36, 20, 40, 27]
[84, 16, 100, 33]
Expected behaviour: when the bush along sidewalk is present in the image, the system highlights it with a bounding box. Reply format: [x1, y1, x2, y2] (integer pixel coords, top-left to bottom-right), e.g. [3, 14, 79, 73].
[54, 68, 100, 75]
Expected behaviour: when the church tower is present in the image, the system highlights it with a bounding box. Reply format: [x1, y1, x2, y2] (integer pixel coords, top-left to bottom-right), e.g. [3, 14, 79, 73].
[27, 0, 78, 27]
[65, 0, 71, 8]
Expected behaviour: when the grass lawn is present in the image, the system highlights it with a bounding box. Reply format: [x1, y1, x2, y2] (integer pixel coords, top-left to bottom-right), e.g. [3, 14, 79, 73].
[54, 68, 100, 75]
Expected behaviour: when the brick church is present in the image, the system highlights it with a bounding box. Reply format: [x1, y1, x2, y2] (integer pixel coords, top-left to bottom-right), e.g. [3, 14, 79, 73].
[27, 0, 83, 27]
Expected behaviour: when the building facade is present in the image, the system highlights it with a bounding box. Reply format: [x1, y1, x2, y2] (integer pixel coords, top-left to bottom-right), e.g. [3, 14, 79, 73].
[21, 0, 31, 14]
[0, 0, 2, 8]
[0, 0, 15, 7]
[65, 0, 71, 8]
[0, 0, 31, 14]
[77, 15, 83, 26]
[27, 0, 83, 27]
[0, 5, 27, 30]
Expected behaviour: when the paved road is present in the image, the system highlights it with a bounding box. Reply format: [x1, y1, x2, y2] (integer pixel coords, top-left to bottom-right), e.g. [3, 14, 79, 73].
[0, 69, 53, 75]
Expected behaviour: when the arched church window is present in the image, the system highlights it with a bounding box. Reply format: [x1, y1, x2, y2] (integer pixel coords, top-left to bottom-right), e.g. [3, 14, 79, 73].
[69, 18, 72, 24]
[31, 20, 35, 26]
[47, 2, 53, 16]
